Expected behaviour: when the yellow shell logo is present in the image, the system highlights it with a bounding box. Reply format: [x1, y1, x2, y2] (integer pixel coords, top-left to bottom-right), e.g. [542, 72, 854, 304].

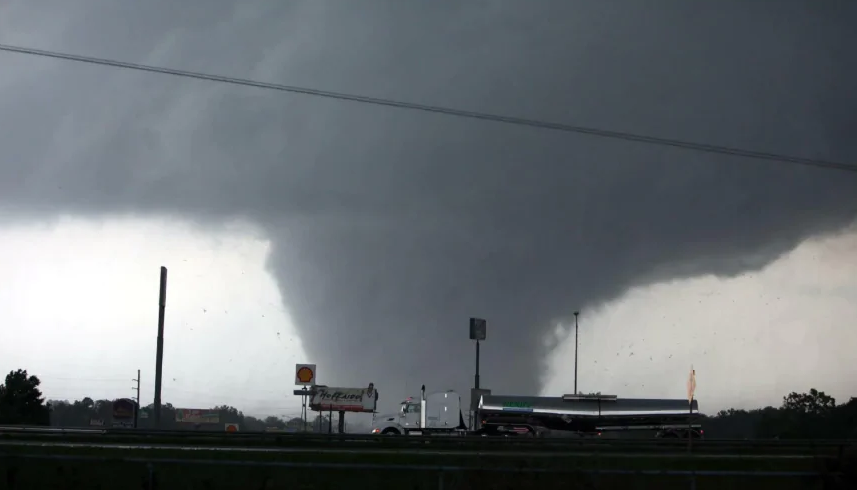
[297, 367, 314, 383]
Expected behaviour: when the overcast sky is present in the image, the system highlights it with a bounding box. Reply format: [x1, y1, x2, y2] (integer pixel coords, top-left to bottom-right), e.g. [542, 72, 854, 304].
[1, 0, 856, 415]
[0, 217, 307, 418]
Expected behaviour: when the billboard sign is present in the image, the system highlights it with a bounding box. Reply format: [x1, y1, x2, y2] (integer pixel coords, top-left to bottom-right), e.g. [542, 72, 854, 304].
[469, 318, 487, 340]
[175, 408, 221, 424]
[112, 398, 136, 421]
[295, 364, 316, 386]
[310, 384, 378, 413]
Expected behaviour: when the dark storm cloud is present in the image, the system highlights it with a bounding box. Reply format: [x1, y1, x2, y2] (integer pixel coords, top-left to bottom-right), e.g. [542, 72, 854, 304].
[1, 1, 856, 402]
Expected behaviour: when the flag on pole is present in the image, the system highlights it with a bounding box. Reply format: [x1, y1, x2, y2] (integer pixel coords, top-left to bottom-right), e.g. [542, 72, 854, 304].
[687, 365, 697, 404]
[686, 366, 697, 453]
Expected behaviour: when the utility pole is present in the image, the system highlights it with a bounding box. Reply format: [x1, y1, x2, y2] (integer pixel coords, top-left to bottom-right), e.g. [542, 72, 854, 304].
[131, 369, 141, 429]
[154, 266, 168, 429]
[573, 311, 580, 395]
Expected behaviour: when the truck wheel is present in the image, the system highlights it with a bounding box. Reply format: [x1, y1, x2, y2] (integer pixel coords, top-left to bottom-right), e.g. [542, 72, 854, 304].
[381, 428, 400, 435]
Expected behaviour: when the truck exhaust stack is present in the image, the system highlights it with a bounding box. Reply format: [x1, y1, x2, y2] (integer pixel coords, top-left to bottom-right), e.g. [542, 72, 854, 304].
[420, 385, 427, 429]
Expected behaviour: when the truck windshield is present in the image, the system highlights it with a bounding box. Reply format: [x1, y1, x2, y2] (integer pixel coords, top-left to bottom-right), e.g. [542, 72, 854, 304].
[402, 403, 421, 414]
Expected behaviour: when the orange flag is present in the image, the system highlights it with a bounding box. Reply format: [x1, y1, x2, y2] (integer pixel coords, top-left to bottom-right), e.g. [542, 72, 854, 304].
[687, 365, 697, 405]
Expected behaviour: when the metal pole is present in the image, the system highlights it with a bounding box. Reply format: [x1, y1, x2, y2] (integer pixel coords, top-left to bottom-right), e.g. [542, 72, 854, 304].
[301, 387, 307, 431]
[475, 340, 480, 390]
[473, 339, 481, 430]
[573, 311, 579, 394]
[688, 396, 694, 453]
[154, 266, 168, 429]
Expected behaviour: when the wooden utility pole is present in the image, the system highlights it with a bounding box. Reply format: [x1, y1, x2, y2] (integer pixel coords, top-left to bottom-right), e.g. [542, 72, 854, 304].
[154, 266, 168, 428]
[132, 369, 141, 428]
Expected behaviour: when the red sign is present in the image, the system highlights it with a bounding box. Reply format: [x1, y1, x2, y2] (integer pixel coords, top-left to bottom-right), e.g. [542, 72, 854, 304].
[175, 409, 220, 424]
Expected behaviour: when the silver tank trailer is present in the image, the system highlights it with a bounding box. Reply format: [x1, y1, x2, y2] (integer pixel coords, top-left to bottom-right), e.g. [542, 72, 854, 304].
[478, 393, 699, 433]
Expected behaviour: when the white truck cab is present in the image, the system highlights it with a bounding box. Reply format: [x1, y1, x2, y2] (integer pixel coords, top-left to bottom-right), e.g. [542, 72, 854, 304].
[371, 386, 466, 435]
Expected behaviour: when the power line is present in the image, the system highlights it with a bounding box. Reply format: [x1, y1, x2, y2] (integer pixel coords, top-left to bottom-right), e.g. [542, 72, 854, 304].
[1, 43, 856, 174]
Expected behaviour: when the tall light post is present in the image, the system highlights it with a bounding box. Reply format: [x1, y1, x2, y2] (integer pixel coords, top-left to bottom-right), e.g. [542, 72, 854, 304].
[469, 317, 487, 430]
[469, 318, 487, 390]
[573, 311, 580, 395]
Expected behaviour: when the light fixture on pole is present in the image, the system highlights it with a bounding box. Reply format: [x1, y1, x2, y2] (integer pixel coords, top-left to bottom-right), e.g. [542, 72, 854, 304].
[469, 317, 487, 430]
[469, 318, 487, 389]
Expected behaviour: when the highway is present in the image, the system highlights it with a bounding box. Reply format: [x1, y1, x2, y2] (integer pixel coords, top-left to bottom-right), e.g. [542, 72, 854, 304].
[1, 426, 854, 456]
[2, 428, 851, 489]
[0, 439, 828, 459]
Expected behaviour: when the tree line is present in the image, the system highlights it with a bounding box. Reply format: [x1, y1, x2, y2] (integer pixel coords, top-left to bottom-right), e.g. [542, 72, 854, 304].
[702, 389, 857, 439]
[47, 397, 342, 433]
[2, 369, 855, 438]
[0, 369, 349, 432]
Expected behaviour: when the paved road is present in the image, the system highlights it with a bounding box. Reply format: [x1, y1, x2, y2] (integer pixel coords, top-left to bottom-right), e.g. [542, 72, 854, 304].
[0, 440, 823, 459]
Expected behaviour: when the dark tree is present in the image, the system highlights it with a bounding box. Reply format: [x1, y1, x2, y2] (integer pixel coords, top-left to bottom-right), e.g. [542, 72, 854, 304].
[243, 416, 265, 431]
[312, 414, 333, 433]
[285, 416, 308, 431]
[0, 369, 51, 425]
[782, 389, 836, 414]
[213, 405, 244, 424]
[702, 389, 851, 439]
[263, 416, 285, 429]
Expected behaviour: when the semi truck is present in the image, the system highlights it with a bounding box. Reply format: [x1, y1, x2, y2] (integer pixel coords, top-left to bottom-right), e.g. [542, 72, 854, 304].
[370, 385, 701, 438]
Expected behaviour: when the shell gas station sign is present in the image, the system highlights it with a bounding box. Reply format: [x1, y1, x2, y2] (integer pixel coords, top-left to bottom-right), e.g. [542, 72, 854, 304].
[295, 364, 316, 386]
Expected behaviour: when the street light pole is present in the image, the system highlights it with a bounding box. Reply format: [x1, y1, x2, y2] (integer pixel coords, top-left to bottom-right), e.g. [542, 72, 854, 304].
[573, 311, 580, 395]
[475, 339, 480, 390]
[469, 317, 487, 431]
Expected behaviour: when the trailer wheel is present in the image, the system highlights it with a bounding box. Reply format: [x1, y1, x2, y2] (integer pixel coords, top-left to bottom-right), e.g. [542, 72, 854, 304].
[381, 428, 400, 435]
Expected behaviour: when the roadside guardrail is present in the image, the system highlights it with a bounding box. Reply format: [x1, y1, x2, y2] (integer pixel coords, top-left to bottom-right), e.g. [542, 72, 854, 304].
[1, 425, 855, 456]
